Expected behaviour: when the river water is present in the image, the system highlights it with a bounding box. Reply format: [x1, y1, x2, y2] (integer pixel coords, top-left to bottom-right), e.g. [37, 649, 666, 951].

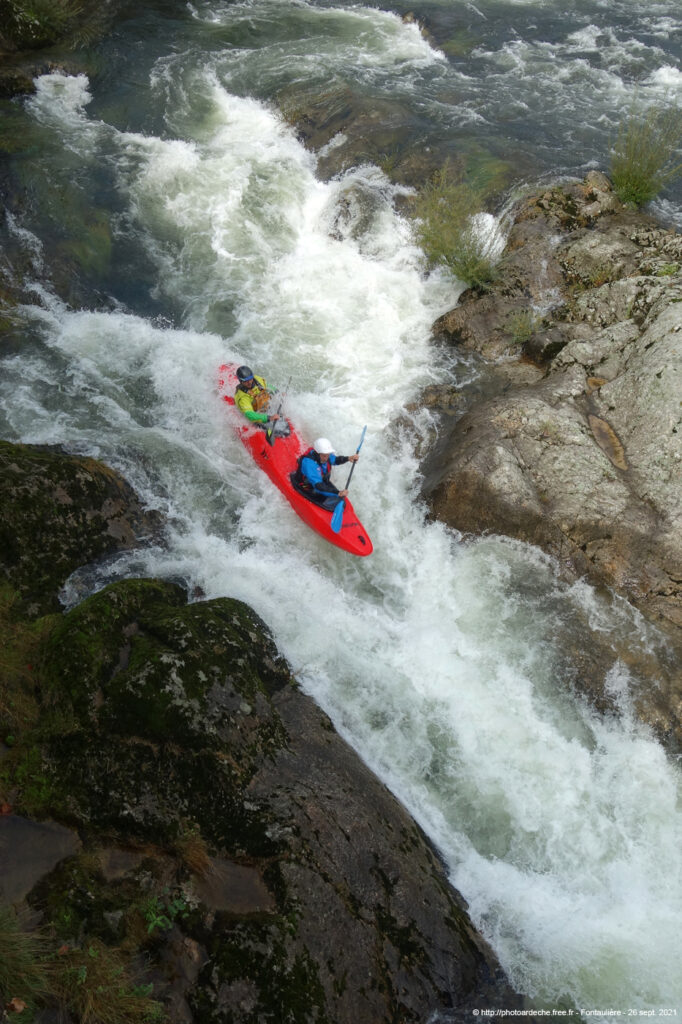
[1, 0, 681, 1018]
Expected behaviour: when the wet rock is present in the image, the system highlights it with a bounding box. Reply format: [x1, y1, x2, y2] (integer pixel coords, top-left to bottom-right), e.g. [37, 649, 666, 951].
[551, 319, 641, 379]
[0, 441, 164, 616]
[193, 857, 275, 915]
[558, 223, 641, 286]
[0, 63, 41, 96]
[522, 324, 574, 364]
[433, 176, 662, 362]
[433, 289, 536, 362]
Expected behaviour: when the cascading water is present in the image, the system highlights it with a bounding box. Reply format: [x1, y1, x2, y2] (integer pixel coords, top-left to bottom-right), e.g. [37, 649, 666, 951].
[1, 1, 681, 1019]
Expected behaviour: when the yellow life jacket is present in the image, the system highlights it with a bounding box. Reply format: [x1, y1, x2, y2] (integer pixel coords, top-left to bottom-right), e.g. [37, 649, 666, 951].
[235, 376, 270, 419]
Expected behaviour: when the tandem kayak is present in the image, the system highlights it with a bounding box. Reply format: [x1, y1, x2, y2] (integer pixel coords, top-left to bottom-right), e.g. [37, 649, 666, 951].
[218, 364, 373, 557]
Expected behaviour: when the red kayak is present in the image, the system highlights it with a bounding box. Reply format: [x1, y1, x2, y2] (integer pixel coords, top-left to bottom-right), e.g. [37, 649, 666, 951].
[218, 365, 373, 557]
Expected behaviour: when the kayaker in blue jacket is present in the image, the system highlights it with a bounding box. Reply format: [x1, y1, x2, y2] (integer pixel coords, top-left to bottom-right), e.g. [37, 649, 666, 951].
[294, 437, 359, 511]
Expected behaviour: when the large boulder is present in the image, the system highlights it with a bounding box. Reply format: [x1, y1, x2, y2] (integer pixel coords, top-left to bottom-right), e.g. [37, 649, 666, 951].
[5, 578, 529, 1023]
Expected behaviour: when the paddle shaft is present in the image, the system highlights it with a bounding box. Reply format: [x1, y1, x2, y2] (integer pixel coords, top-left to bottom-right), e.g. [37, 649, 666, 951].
[344, 425, 367, 489]
[330, 426, 366, 533]
[266, 377, 292, 442]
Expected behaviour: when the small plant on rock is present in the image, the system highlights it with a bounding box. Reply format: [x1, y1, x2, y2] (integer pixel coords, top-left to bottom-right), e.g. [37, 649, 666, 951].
[141, 888, 189, 935]
[3, 0, 79, 47]
[173, 822, 212, 878]
[414, 163, 500, 289]
[589, 263, 615, 288]
[378, 147, 400, 179]
[0, 912, 162, 1023]
[51, 941, 164, 1024]
[507, 308, 538, 347]
[609, 100, 682, 208]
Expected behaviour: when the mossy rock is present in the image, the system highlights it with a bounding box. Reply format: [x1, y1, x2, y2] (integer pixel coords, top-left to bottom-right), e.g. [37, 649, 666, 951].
[0, 440, 163, 616]
[191, 918, 329, 1024]
[9, 579, 291, 853]
[42, 578, 291, 737]
[2, 568, 532, 1021]
[25, 733, 276, 852]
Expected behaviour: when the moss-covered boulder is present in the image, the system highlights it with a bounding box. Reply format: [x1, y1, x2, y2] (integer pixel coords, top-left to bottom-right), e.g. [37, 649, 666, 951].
[20, 580, 290, 856]
[0, 440, 163, 617]
[4, 577, 531, 1023]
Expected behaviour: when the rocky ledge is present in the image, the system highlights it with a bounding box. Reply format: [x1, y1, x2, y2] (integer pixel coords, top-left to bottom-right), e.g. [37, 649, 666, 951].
[0, 442, 531, 1023]
[423, 171, 682, 753]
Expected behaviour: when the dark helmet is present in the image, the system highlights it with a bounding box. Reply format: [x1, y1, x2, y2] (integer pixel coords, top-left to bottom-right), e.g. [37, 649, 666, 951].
[236, 365, 254, 382]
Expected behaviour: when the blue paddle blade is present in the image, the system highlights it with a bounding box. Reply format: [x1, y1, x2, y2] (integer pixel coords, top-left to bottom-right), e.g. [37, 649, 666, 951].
[330, 499, 345, 533]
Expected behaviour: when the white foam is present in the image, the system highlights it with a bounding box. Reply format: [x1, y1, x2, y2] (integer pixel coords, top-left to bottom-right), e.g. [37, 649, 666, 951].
[184, 0, 445, 87]
[29, 72, 92, 119]
[471, 211, 507, 261]
[645, 65, 682, 91]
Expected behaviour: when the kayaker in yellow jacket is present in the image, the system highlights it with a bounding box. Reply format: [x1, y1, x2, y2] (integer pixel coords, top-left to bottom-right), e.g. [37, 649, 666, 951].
[234, 365, 280, 426]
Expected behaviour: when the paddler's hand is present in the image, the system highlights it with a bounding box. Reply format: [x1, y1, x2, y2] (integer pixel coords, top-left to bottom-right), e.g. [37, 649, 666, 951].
[339, 489, 349, 498]
[270, 414, 280, 422]
[348, 453, 359, 462]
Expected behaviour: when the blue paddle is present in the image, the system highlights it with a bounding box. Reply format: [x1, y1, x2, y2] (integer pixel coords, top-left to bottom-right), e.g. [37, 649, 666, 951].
[330, 425, 367, 534]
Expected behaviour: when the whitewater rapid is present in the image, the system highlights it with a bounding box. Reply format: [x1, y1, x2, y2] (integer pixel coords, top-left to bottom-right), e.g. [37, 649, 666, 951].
[1, 5, 681, 1017]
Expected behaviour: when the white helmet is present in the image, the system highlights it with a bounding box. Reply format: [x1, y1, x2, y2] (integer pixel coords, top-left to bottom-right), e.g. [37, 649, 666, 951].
[313, 437, 334, 455]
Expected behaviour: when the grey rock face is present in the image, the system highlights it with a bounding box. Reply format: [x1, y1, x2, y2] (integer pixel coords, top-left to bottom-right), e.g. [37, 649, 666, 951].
[424, 175, 682, 750]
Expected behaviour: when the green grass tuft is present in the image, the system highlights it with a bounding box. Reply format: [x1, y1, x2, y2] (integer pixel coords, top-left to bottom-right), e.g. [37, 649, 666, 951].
[0, 908, 50, 1015]
[51, 941, 164, 1024]
[609, 100, 682, 207]
[0, 908, 164, 1023]
[507, 309, 539, 347]
[413, 164, 500, 289]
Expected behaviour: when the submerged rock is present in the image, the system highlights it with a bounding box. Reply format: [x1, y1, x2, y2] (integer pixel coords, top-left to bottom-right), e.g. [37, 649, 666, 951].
[276, 79, 444, 187]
